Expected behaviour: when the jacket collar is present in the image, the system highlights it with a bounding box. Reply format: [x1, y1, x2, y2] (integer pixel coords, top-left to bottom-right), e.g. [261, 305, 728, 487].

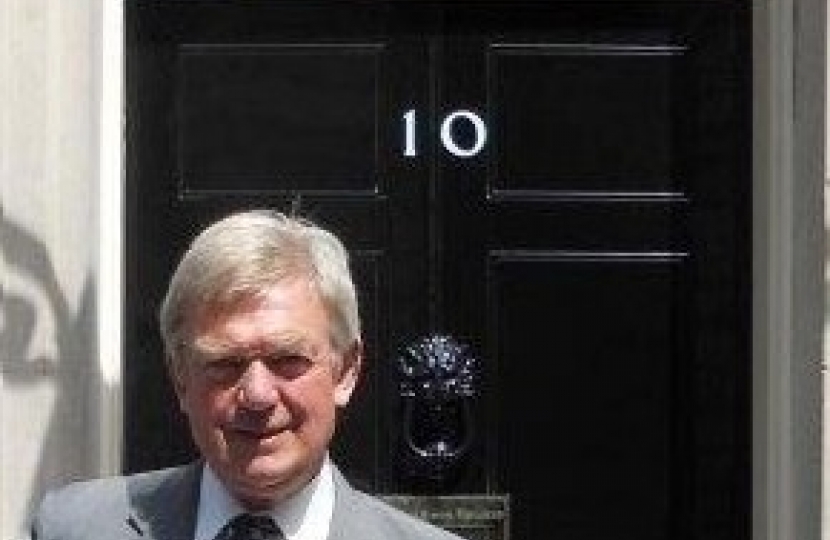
[126, 461, 203, 540]
[122, 461, 366, 540]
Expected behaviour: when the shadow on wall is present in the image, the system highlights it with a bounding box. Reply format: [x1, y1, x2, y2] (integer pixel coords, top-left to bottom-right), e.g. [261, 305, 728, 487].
[0, 211, 99, 533]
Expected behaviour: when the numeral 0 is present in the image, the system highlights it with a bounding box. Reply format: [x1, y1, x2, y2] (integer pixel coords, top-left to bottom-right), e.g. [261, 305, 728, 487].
[402, 109, 487, 158]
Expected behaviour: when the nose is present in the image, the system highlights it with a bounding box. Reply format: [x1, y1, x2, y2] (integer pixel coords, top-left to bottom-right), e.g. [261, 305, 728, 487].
[237, 360, 279, 411]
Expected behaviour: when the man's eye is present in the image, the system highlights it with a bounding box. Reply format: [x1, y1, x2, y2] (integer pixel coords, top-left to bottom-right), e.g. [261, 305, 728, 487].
[266, 355, 313, 379]
[203, 358, 245, 381]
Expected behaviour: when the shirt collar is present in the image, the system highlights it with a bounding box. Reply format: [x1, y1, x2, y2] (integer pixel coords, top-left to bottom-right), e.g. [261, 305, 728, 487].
[194, 457, 335, 540]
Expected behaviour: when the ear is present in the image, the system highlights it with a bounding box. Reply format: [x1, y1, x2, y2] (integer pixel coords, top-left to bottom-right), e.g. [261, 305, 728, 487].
[333, 340, 363, 407]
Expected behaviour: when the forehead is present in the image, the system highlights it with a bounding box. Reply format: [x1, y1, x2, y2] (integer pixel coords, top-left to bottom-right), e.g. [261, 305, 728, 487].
[188, 279, 332, 351]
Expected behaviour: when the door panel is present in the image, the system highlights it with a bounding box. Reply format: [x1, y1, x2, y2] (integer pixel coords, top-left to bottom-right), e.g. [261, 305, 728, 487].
[494, 255, 685, 540]
[177, 44, 383, 194]
[491, 44, 679, 193]
[126, 3, 750, 539]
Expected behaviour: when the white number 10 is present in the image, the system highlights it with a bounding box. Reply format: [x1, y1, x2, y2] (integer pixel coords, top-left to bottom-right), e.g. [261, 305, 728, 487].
[402, 109, 487, 158]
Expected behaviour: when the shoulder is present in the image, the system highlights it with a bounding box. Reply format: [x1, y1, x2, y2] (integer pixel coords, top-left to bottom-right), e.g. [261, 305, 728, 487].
[332, 470, 464, 540]
[37, 474, 128, 515]
[37, 465, 189, 508]
[31, 464, 196, 540]
[31, 474, 129, 540]
[357, 491, 464, 540]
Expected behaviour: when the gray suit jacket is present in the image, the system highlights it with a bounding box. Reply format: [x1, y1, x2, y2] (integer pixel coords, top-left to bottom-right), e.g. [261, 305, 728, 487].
[31, 462, 463, 540]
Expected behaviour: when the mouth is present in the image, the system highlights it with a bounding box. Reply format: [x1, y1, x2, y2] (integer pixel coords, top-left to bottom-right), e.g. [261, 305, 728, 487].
[224, 410, 291, 447]
[230, 425, 281, 441]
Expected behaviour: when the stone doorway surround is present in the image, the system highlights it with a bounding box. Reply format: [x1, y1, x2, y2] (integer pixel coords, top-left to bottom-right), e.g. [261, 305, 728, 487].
[0, 1, 824, 539]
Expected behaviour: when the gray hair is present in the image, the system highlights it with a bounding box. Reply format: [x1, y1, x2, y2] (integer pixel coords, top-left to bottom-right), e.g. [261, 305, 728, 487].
[159, 209, 360, 367]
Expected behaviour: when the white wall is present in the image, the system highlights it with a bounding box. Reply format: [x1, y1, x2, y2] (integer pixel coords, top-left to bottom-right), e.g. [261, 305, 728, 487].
[0, 1, 106, 538]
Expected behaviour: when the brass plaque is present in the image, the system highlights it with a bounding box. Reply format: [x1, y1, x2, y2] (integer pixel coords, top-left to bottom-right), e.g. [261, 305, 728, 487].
[382, 495, 510, 540]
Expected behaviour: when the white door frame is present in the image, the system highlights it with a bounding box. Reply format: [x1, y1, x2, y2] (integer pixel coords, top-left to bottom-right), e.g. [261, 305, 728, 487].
[752, 0, 824, 539]
[99, 1, 825, 539]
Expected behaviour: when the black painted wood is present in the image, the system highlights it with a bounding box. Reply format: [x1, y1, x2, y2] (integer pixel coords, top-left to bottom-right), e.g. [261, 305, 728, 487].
[125, 3, 750, 539]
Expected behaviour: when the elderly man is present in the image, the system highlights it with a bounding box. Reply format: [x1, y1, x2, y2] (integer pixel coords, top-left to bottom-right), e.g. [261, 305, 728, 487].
[32, 210, 462, 540]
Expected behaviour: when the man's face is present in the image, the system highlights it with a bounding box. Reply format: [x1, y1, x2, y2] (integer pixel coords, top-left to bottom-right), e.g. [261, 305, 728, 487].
[174, 278, 361, 509]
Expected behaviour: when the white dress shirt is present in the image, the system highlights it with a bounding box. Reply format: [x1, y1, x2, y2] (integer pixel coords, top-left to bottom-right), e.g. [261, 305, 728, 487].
[193, 457, 335, 540]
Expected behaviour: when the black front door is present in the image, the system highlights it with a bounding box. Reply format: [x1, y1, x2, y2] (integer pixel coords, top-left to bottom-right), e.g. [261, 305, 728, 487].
[125, 3, 750, 539]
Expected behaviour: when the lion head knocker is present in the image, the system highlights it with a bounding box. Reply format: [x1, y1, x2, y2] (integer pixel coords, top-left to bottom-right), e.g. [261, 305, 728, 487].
[396, 335, 478, 481]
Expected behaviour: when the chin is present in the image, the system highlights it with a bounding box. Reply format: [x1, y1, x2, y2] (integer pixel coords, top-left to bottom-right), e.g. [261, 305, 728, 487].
[230, 459, 306, 506]
[244, 455, 289, 476]
[240, 449, 310, 484]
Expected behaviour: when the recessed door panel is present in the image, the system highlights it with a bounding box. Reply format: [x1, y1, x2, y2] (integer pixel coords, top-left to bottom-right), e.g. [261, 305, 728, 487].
[177, 44, 383, 194]
[491, 254, 686, 540]
[490, 45, 681, 194]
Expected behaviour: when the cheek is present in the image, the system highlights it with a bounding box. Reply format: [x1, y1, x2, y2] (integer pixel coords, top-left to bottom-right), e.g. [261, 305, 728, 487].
[181, 384, 235, 426]
[283, 375, 338, 416]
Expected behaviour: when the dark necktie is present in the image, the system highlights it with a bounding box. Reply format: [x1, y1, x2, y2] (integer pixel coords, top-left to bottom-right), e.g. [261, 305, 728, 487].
[216, 513, 284, 540]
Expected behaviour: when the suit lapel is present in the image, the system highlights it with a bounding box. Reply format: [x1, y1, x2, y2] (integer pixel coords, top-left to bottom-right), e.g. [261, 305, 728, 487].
[126, 461, 203, 540]
[327, 467, 376, 540]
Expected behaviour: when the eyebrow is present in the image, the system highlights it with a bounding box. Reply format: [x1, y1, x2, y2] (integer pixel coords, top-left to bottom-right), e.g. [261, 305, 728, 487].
[191, 333, 312, 361]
